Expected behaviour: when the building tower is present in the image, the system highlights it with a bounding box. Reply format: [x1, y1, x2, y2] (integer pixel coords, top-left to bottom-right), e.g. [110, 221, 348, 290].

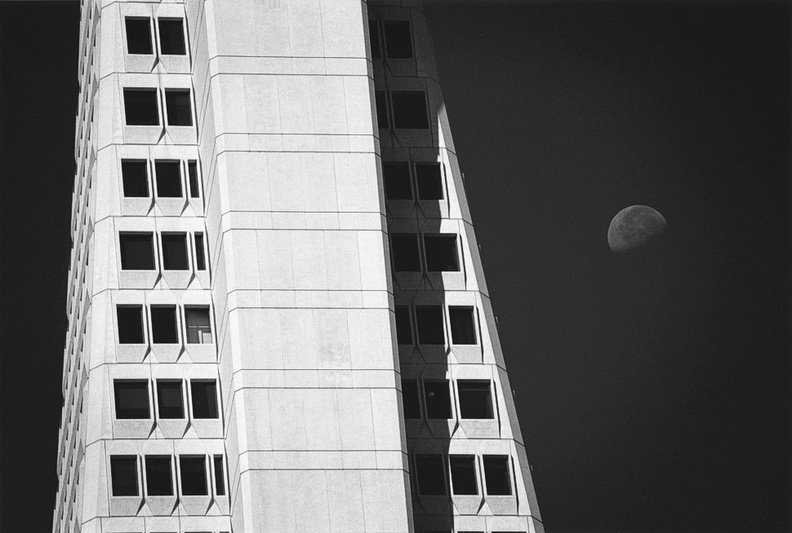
[53, 1, 544, 532]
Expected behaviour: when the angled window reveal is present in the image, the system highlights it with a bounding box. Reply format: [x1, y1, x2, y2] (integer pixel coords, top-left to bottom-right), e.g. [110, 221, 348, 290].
[145, 455, 173, 496]
[161, 233, 189, 270]
[213, 455, 226, 496]
[191, 380, 219, 419]
[123, 88, 159, 126]
[121, 160, 149, 198]
[391, 91, 429, 129]
[383, 20, 413, 59]
[415, 454, 446, 495]
[114, 380, 150, 419]
[164, 89, 193, 126]
[117, 305, 145, 344]
[185, 306, 212, 344]
[179, 455, 208, 495]
[401, 379, 421, 420]
[450, 455, 478, 495]
[110, 455, 139, 496]
[457, 380, 494, 420]
[391, 233, 421, 272]
[125, 17, 153, 55]
[449, 306, 477, 345]
[119, 233, 155, 270]
[394, 305, 413, 345]
[416, 163, 444, 200]
[156, 380, 184, 419]
[424, 234, 460, 272]
[154, 160, 182, 198]
[157, 18, 186, 55]
[415, 305, 444, 345]
[423, 380, 452, 419]
[383, 162, 412, 200]
[150, 306, 179, 344]
[483, 455, 512, 496]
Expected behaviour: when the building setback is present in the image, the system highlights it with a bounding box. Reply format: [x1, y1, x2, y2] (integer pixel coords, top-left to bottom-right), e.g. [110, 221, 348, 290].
[53, 1, 544, 532]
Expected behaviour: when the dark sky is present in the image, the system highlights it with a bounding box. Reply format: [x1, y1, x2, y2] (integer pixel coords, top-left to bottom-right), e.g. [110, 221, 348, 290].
[1, 2, 790, 532]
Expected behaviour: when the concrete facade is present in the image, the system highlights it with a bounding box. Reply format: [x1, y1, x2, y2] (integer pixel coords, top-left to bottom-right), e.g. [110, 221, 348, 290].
[53, 1, 543, 532]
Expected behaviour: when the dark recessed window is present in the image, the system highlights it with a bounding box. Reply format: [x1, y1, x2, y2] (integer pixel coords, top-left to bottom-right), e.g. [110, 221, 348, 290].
[375, 90, 388, 129]
[164, 89, 193, 126]
[158, 19, 186, 55]
[424, 235, 459, 272]
[401, 379, 421, 419]
[114, 380, 150, 419]
[123, 88, 159, 126]
[415, 454, 446, 495]
[194, 233, 207, 271]
[179, 456, 208, 495]
[391, 91, 428, 129]
[125, 17, 153, 54]
[156, 380, 184, 419]
[187, 160, 200, 198]
[449, 306, 477, 345]
[423, 380, 451, 419]
[457, 380, 494, 420]
[213, 455, 226, 496]
[185, 306, 212, 344]
[416, 163, 443, 200]
[394, 305, 412, 345]
[450, 455, 478, 495]
[110, 456, 139, 496]
[383, 20, 413, 59]
[150, 306, 179, 344]
[121, 160, 149, 198]
[191, 380, 218, 419]
[391, 233, 421, 272]
[368, 20, 381, 59]
[383, 162, 412, 200]
[161, 233, 189, 270]
[483, 455, 512, 496]
[145, 455, 173, 496]
[117, 305, 145, 344]
[154, 160, 182, 198]
[119, 233, 155, 270]
[415, 306, 444, 345]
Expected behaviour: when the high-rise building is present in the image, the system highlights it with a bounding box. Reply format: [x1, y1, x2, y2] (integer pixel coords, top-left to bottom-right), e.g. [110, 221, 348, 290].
[54, 1, 543, 532]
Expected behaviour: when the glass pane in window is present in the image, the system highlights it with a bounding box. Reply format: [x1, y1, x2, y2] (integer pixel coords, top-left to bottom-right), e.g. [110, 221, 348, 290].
[161, 233, 189, 270]
[119, 233, 155, 270]
[401, 379, 421, 419]
[375, 90, 388, 129]
[117, 305, 145, 344]
[158, 19, 186, 55]
[415, 454, 446, 495]
[383, 162, 412, 200]
[185, 306, 212, 344]
[123, 89, 159, 126]
[424, 235, 460, 272]
[395, 305, 412, 344]
[483, 455, 512, 495]
[179, 456, 207, 495]
[110, 455, 139, 496]
[125, 17, 153, 54]
[194, 233, 207, 271]
[416, 163, 443, 200]
[165, 89, 193, 126]
[121, 160, 149, 198]
[423, 380, 451, 419]
[450, 455, 478, 495]
[150, 306, 178, 344]
[154, 160, 182, 198]
[391, 234, 421, 272]
[415, 306, 444, 345]
[145, 455, 173, 496]
[191, 380, 218, 419]
[156, 380, 184, 419]
[391, 91, 428, 129]
[457, 380, 494, 419]
[213, 455, 226, 496]
[114, 380, 149, 419]
[449, 306, 477, 345]
[368, 20, 381, 59]
[383, 20, 413, 58]
[187, 160, 200, 198]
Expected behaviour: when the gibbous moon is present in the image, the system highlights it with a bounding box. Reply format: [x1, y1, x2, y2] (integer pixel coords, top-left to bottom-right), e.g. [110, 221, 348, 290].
[608, 205, 666, 252]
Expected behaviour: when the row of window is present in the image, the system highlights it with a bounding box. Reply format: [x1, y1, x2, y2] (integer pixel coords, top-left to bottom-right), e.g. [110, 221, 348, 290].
[121, 159, 201, 200]
[376, 90, 429, 130]
[396, 304, 477, 346]
[369, 19, 413, 60]
[403, 379, 494, 421]
[114, 379, 219, 420]
[119, 232, 207, 272]
[124, 88, 193, 126]
[117, 304, 213, 345]
[414, 454, 513, 497]
[391, 233, 460, 273]
[384, 161, 444, 201]
[110, 454, 225, 498]
[125, 16, 187, 56]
